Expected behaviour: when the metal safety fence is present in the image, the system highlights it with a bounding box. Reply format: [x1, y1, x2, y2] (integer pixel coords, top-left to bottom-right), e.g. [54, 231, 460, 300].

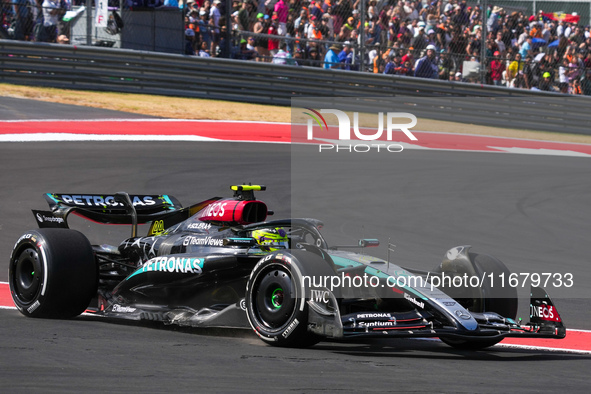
[1, 39, 590, 136]
[2, 1, 591, 94]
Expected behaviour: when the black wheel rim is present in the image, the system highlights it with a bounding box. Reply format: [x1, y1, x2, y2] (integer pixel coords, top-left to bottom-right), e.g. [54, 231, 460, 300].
[13, 248, 42, 304]
[253, 266, 296, 329]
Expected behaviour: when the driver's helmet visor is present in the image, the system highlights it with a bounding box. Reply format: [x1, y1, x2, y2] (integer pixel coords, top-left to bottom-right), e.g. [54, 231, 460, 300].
[252, 227, 289, 251]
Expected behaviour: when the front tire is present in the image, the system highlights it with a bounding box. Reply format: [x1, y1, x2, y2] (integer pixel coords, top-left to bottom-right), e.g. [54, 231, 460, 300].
[436, 250, 518, 350]
[9, 229, 97, 318]
[245, 250, 336, 347]
[439, 336, 503, 350]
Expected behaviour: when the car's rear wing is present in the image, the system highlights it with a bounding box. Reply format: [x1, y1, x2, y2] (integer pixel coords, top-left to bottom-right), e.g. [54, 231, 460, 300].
[34, 193, 180, 227]
[34, 192, 222, 237]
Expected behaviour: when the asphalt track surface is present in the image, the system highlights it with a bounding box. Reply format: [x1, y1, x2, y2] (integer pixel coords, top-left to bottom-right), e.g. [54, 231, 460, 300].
[0, 97, 158, 120]
[1, 98, 590, 392]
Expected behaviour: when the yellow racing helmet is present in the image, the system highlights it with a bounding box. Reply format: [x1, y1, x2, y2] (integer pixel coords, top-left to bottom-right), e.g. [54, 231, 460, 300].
[251, 227, 289, 251]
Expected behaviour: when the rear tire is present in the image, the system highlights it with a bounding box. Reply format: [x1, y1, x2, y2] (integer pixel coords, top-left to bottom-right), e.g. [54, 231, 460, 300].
[9, 229, 97, 318]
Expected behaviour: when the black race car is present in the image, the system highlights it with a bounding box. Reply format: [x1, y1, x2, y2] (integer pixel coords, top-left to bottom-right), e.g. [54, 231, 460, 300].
[9, 185, 565, 348]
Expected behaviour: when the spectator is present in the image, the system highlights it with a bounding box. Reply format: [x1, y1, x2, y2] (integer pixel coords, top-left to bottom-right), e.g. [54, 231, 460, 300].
[185, 28, 196, 55]
[541, 22, 552, 43]
[338, 41, 353, 69]
[564, 45, 576, 65]
[367, 0, 377, 20]
[557, 59, 571, 93]
[238, 1, 256, 31]
[198, 10, 212, 52]
[426, 29, 438, 49]
[198, 41, 211, 57]
[309, 15, 327, 40]
[519, 36, 532, 58]
[451, 4, 468, 28]
[274, 0, 288, 35]
[564, 22, 573, 39]
[29, 0, 44, 39]
[538, 71, 553, 91]
[414, 44, 438, 78]
[253, 13, 270, 62]
[576, 50, 587, 73]
[307, 47, 323, 67]
[238, 38, 258, 60]
[494, 31, 506, 54]
[217, 25, 230, 57]
[245, 36, 258, 55]
[529, 21, 542, 39]
[571, 27, 585, 46]
[268, 15, 280, 56]
[40, 0, 62, 43]
[401, 47, 414, 67]
[11, 0, 32, 41]
[580, 69, 591, 95]
[411, 26, 427, 56]
[556, 20, 565, 37]
[397, 60, 414, 76]
[231, 11, 240, 31]
[272, 42, 292, 64]
[466, 28, 482, 57]
[322, 13, 334, 40]
[323, 43, 340, 69]
[584, 51, 591, 69]
[438, 48, 456, 80]
[384, 52, 401, 75]
[522, 54, 538, 89]
[294, 9, 307, 30]
[210, 0, 222, 53]
[469, 6, 481, 26]
[487, 6, 502, 33]
[338, 16, 355, 41]
[506, 53, 523, 87]
[371, 46, 386, 73]
[309, 0, 324, 21]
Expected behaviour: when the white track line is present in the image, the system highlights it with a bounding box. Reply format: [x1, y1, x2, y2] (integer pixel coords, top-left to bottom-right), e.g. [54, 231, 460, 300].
[0, 119, 292, 125]
[495, 343, 591, 354]
[0, 133, 221, 142]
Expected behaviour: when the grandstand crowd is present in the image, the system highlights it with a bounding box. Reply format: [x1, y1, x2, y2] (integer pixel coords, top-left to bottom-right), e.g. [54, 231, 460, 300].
[2, 0, 591, 95]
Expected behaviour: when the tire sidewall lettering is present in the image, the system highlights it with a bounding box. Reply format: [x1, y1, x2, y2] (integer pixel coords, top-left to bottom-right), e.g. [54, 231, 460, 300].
[246, 254, 306, 342]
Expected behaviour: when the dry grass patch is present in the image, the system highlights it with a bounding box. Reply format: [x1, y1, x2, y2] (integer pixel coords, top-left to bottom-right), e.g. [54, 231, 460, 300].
[2, 83, 590, 144]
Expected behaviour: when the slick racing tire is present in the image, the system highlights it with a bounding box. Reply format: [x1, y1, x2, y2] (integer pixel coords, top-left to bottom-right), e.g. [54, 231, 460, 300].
[9, 229, 97, 319]
[439, 336, 504, 350]
[439, 252, 517, 350]
[245, 250, 336, 348]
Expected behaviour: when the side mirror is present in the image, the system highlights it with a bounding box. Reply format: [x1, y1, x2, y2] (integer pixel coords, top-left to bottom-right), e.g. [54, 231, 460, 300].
[359, 239, 379, 247]
[223, 238, 258, 247]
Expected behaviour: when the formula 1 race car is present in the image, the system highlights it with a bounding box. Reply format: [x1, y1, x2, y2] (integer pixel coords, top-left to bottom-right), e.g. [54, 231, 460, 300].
[9, 185, 566, 349]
